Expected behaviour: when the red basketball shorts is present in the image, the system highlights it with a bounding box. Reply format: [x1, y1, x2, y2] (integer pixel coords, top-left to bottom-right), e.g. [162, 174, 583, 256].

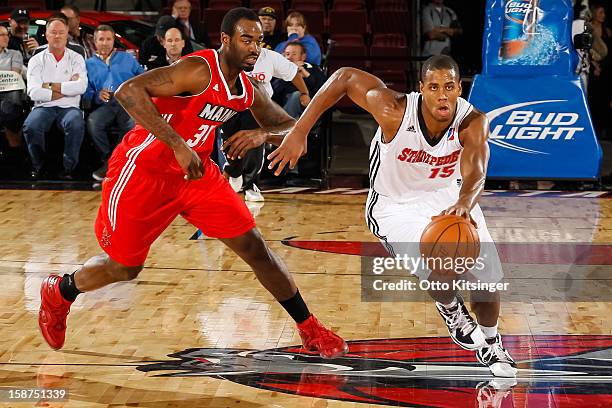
[94, 154, 255, 267]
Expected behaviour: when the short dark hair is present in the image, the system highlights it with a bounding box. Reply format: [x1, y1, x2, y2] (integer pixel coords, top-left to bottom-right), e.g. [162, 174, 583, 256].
[284, 41, 306, 55]
[46, 13, 68, 29]
[61, 3, 80, 16]
[221, 7, 259, 36]
[420, 55, 460, 82]
[94, 24, 115, 37]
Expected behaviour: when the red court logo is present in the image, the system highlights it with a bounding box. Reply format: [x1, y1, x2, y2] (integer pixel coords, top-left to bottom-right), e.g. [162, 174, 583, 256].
[136, 335, 612, 407]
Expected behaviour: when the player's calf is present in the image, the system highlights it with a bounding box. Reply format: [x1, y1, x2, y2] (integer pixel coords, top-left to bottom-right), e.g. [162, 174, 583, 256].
[38, 255, 144, 349]
[220, 229, 348, 359]
[74, 254, 144, 292]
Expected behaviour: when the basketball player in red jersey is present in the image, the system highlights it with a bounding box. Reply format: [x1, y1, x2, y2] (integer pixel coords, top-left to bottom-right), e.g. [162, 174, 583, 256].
[38, 8, 347, 359]
[262, 56, 517, 377]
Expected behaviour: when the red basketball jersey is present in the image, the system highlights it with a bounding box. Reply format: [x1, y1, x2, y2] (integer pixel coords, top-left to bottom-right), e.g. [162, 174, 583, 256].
[117, 49, 255, 176]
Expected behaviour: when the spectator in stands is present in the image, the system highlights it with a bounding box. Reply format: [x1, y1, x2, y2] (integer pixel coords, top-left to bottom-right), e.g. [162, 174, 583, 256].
[258, 7, 283, 50]
[61, 4, 96, 58]
[7, 8, 39, 66]
[274, 12, 321, 66]
[0, 25, 25, 152]
[588, 3, 611, 139]
[140, 15, 192, 71]
[85, 24, 143, 181]
[148, 27, 187, 69]
[23, 14, 87, 180]
[421, 0, 462, 56]
[220, 47, 311, 202]
[573, 1, 591, 90]
[172, 0, 210, 48]
[273, 42, 325, 119]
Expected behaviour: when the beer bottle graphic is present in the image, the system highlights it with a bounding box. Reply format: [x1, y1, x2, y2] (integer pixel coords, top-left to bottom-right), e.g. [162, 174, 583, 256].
[500, 0, 540, 59]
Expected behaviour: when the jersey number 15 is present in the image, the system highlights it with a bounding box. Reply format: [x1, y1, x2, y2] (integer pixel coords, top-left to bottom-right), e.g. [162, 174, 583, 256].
[429, 165, 455, 179]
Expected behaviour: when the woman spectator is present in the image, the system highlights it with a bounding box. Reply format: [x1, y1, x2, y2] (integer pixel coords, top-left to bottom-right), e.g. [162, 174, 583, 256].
[588, 3, 611, 139]
[274, 12, 321, 66]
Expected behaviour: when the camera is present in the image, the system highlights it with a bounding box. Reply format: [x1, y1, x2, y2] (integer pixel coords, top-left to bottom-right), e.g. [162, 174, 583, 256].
[573, 21, 593, 51]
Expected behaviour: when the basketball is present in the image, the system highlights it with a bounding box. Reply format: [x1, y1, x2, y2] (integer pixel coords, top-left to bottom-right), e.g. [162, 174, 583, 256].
[420, 214, 480, 274]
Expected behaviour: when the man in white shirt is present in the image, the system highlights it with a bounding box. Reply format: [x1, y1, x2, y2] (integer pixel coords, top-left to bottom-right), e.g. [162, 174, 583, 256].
[23, 14, 87, 180]
[219, 47, 310, 202]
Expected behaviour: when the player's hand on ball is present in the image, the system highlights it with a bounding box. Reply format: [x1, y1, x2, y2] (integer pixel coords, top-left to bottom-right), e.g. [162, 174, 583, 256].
[267, 129, 308, 176]
[438, 203, 478, 228]
[222, 129, 267, 160]
[174, 144, 203, 180]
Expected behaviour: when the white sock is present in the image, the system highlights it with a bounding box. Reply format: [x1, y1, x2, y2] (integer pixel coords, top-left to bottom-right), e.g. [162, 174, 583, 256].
[441, 297, 458, 309]
[479, 323, 498, 339]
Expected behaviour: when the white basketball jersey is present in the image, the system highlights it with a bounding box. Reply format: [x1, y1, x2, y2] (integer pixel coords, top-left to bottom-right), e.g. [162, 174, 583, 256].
[369, 92, 473, 202]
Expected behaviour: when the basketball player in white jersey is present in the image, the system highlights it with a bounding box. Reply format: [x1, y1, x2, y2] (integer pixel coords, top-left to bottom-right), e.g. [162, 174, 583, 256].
[265, 55, 517, 377]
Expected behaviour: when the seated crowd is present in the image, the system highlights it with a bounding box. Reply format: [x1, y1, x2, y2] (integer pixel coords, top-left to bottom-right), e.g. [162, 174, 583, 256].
[0, 2, 326, 185]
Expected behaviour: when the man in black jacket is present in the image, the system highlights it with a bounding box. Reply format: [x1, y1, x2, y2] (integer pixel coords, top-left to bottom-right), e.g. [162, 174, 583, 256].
[7, 8, 39, 66]
[172, 0, 211, 48]
[139, 15, 192, 71]
[258, 7, 283, 51]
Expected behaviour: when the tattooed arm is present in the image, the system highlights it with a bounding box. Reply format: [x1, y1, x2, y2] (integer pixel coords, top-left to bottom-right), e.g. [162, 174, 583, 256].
[222, 80, 296, 160]
[115, 57, 211, 179]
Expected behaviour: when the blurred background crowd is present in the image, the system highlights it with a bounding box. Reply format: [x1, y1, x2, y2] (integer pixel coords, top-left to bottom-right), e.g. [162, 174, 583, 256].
[0, 0, 610, 195]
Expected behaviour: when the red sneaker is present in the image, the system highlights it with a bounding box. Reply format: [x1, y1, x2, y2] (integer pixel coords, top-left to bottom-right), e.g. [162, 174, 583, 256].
[39, 275, 73, 350]
[296, 315, 348, 359]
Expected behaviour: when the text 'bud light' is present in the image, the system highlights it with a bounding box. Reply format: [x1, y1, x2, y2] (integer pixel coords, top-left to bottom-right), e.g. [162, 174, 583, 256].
[500, 0, 540, 59]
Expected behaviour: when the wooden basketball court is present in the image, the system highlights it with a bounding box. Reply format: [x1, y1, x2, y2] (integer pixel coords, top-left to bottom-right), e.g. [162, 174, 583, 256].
[1, 188, 611, 407]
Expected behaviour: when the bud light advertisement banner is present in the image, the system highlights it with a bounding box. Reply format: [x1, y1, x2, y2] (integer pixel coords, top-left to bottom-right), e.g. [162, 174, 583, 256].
[483, 0, 574, 76]
[470, 76, 600, 179]
[469, 0, 601, 179]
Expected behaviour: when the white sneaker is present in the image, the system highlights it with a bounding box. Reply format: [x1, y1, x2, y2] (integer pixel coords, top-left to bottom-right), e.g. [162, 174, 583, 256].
[435, 294, 486, 350]
[476, 334, 518, 377]
[228, 175, 243, 193]
[245, 184, 264, 202]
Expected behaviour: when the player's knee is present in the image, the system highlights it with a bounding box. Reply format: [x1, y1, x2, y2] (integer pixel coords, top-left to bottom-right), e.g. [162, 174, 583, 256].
[235, 229, 268, 258]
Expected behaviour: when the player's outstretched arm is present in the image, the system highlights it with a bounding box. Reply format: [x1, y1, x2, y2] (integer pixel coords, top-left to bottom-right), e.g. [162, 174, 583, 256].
[222, 80, 296, 160]
[115, 57, 212, 179]
[267, 67, 405, 176]
[443, 110, 490, 219]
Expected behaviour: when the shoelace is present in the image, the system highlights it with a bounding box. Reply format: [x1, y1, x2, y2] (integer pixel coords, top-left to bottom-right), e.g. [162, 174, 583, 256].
[442, 305, 475, 336]
[480, 341, 513, 364]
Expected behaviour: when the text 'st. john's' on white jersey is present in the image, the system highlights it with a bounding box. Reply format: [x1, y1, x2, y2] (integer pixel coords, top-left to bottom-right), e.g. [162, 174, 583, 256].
[369, 92, 474, 202]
